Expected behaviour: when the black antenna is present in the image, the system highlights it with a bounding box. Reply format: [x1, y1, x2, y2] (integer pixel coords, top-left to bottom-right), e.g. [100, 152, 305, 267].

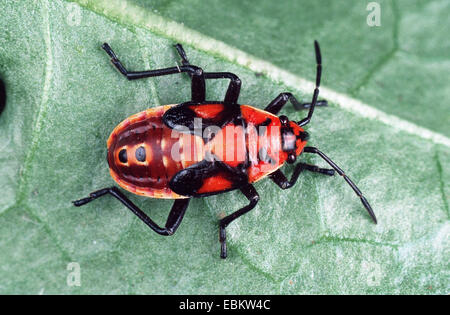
[304, 146, 378, 224]
[298, 40, 321, 127]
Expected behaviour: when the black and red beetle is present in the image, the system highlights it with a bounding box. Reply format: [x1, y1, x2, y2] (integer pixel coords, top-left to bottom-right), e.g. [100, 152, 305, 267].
[73, 41, 377, 258]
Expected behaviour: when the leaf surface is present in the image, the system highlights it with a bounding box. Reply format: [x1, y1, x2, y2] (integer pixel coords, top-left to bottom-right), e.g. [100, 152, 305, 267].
[0, 0, 448, 294]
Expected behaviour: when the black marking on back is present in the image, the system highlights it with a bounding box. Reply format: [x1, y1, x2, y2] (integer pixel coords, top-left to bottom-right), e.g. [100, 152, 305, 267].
[298, 130, 310, 141]
[169, 154, 249, 197]
[118, 149, 127, 163]
[163, 101, 242, 143]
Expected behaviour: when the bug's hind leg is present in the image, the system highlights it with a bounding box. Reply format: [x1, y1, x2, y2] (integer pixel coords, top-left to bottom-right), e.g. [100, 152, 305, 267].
[102, 43, 206, 102]
[269, 163, 334, 190]
[174, 44, 192, 71]
[264, 92, 327, 115]
[73, 186, 190, 235]
[175, 43, 241, 104]
[219, 184, 259, 259]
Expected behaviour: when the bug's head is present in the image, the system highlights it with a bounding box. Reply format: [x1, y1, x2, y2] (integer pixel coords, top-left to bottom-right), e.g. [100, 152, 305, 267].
[279, 115, 309, 164]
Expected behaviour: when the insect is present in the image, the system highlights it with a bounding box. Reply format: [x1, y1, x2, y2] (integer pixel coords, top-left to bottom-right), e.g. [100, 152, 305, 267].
[73, 41, 377, 259]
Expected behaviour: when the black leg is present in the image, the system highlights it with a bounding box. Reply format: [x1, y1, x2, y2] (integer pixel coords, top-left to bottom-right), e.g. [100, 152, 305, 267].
[102, 43, 206, 102]
[264, 92, 327, 115]
[72, 186, 191, 235]
[174, 43, 191, 68]
[303, 147, 377, 224]
[204, 72, 241, 104]
[219, 184, 259, 259]
[298, 41, 322, 127]
[269, 163, 335, 189]
[174, 44, 241, 104]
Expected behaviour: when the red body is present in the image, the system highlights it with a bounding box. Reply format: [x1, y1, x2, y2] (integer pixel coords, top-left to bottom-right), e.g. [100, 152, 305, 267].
[107, 104, 308, 198]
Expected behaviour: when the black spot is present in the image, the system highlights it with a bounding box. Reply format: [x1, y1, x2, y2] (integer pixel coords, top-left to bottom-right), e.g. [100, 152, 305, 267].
[258, 118, 272, 127]
[297, 131, 310, 141]
[255, 118, 272, 136]
[135, 146, 146, 162]
[118, 149, 127, 163]
[279, 115, 289, 125]
[287, 153, 296, 164]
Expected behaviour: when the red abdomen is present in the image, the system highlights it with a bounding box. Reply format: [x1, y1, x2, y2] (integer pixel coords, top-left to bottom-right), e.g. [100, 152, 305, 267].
[107, 105, 204, 199]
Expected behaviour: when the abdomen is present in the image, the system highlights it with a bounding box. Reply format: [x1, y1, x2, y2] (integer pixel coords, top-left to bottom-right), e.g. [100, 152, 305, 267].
[107, 105, 204, 199]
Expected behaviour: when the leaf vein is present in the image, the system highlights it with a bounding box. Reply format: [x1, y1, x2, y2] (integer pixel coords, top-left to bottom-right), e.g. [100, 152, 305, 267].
[16, 0, 53, 204]
[434, 149, 449, 219]
[349, 0, 400, 95]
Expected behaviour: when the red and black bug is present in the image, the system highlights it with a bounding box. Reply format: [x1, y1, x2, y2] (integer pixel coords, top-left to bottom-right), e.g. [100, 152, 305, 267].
[73, 41, 377, 258]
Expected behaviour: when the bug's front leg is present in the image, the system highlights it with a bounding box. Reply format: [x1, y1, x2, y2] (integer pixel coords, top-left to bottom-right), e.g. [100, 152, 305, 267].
[266, 41, 324, 127]
[219, 184, 259, 259]
[264, 92, 327, 115]
[269, 163, 334, 189]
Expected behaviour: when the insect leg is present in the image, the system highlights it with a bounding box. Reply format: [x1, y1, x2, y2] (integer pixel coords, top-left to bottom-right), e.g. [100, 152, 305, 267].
[102, 43, 206, 102]
[219, 184, 259, 259]
[174, 44, 192, 71]
[303, 147, 377, 223]
[163, 198, 191, 235]
[203, 72, 241, 104]
[269, 163, 334, 189]
[174, 44, 241, 104]
[264, 92, 327, 115]
[72, 186, 191, 235]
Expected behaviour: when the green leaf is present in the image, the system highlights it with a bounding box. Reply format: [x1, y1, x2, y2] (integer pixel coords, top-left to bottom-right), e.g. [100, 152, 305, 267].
[0, 0, 448, 294]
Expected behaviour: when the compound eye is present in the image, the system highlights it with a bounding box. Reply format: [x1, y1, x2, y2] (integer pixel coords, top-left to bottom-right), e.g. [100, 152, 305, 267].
[118, 148, 127, 163]
[279, 115, 289, 125]
[287, 153, 296, 164]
